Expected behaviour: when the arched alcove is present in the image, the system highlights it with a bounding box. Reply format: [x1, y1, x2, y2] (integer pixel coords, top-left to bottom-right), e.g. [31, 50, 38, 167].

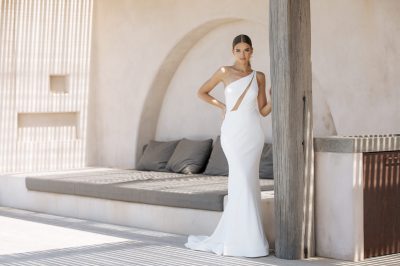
[136, 18, 256, 160]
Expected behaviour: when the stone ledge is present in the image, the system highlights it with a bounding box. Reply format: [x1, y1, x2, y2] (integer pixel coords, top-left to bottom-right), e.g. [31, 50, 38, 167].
[314, 134, 400, 153]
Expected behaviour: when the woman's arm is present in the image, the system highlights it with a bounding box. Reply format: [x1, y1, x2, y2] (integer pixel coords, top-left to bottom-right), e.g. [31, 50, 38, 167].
[197, 67, 226, 112]
[261, 97, 272, 117]
[257, 72, 272, 117]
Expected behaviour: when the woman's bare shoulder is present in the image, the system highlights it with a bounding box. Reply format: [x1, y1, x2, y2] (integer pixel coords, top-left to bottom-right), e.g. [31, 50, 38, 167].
[255, 71, 266, 89]
[211, 66, 232, 79]
[218, 66, 234, 75]
[255, 70, 266, 79]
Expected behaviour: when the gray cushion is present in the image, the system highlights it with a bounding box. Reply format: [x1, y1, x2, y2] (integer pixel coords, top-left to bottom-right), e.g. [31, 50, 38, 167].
[166, 138, 213, 174]
[204, 136, 229, 176]
[259, 143, 273, 179]
[25, 168, 274, 211]
[136, 140, 180, 171]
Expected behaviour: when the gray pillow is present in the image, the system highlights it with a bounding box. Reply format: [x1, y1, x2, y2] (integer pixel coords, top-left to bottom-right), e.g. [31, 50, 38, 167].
[136, 140, 180, 172]
[203, 136, 229, 176]
[166, 138, 213, 174]
[259, 143, 273, 179]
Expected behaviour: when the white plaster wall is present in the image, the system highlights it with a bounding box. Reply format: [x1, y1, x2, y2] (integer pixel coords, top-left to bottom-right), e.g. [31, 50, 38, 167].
[89, 0, 400, 168]
[315, 152, 364, 261]
[311, 0, 400, 136]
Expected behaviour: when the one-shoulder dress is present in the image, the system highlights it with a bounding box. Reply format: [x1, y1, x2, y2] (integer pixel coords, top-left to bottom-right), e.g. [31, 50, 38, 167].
[185, 70, 269, 257]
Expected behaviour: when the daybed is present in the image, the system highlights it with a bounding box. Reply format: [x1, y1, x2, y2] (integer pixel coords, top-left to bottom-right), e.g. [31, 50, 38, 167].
[26, 136, 274, 212]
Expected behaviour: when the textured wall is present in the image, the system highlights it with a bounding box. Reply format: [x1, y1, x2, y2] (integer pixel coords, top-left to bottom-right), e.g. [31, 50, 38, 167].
[0, 0, 92, 172]
[311, 0, 400, 136]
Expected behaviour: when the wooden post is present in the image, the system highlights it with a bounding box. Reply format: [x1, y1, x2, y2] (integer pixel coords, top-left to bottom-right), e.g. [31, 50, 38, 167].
[269, 0, 314, 259]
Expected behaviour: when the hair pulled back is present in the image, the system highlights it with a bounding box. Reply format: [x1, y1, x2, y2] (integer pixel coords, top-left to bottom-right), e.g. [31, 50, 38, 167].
[232, 34, 252, 49]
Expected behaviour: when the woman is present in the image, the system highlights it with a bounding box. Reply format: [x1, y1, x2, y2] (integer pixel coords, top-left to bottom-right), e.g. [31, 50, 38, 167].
[184, 34, 272, 257]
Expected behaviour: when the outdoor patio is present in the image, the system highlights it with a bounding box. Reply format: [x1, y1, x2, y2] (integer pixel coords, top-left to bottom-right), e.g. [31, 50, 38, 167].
[1, 0, 399, 264]
[1, 207, 399, 266]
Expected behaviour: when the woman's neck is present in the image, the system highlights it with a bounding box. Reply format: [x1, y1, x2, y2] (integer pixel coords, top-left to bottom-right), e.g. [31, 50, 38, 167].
[233, 62, 251, 73]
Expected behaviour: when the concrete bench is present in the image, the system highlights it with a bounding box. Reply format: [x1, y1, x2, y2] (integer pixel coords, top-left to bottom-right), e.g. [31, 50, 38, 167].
[0, 167, 275, 246]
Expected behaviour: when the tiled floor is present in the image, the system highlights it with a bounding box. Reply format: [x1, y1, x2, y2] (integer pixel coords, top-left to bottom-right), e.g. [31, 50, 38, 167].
[0, 207, 398, 266]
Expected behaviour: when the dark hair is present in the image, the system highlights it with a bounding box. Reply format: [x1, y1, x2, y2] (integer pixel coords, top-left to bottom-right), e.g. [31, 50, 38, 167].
[232, 34, 252, 49]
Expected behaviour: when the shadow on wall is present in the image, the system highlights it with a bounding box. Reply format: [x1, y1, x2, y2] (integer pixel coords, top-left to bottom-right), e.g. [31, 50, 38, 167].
[0, 0, 92, 172]
[312, 74, 337, 137]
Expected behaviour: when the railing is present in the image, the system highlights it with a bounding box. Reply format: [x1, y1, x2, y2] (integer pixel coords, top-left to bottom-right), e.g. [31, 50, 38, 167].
[363, 150, 400, 258]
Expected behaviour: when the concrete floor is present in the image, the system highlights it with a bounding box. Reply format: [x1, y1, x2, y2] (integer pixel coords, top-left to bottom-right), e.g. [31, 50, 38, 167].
[0, 207, 399, 266]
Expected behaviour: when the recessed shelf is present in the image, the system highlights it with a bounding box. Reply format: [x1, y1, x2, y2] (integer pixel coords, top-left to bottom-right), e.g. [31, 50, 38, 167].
[18, 112, 79, 141]
[49, 74, 69, 93]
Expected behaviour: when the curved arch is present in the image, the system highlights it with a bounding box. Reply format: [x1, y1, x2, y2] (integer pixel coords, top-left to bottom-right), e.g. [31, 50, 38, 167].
[136, 18, 264, 160]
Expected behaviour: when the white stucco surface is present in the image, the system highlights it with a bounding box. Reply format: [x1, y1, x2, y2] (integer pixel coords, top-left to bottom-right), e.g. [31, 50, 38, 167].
[315, 152, 364, 261]
[311, 1, 400, 136]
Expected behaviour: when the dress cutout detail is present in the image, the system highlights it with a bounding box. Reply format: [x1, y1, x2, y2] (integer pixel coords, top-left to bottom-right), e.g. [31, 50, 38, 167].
[230, 72, 256, 111]
[184, 70, 269, 257]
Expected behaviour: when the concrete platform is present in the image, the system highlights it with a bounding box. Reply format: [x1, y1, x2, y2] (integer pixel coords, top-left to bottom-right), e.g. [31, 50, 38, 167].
[0, 168, 275, 247]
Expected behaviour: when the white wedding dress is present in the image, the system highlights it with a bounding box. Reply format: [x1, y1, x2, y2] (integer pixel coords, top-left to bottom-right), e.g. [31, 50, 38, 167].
[185, 70, 269, 257]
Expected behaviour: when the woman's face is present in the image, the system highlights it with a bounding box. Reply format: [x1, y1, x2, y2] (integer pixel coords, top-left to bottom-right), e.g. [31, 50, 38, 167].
[232, 42, 253, 64]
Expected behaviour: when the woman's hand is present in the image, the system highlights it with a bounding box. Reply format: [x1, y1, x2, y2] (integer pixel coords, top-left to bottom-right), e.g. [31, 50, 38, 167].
[260, 86, 272, 117]
[261, 101, 272, 117]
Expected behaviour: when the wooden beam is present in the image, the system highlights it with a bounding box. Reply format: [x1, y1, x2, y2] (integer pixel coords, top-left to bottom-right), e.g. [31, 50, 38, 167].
[269, 0, 314, 259]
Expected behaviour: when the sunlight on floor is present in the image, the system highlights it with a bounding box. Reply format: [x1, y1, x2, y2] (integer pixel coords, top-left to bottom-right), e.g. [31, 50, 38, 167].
[0, 215, 127, 255]
[0, 207, 399, 266]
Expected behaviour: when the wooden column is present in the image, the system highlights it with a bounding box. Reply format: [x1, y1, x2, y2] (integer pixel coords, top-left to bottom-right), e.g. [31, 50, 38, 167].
[269, 0, 314, 259]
